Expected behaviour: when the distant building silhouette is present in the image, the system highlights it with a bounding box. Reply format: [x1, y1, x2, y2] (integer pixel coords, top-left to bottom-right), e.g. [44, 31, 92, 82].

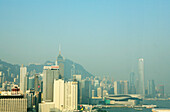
[138, 58, 145, 97]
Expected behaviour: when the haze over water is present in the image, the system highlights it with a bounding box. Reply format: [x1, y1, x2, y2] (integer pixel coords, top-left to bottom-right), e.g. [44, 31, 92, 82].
[0, 0, 170, 92]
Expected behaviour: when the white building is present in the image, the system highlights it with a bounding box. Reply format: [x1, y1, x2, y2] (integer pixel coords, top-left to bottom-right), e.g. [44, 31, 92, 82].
[53, 79, 78, 111]
[0, 96, 27, 112]
[64, 81, 78, 110]
[39, 101, 55, 112]
[53, 79, 64, 111]
[20, 64, 27, 93]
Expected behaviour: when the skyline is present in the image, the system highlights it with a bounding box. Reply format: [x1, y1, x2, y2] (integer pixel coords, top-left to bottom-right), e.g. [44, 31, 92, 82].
[0, 1, 170, 92]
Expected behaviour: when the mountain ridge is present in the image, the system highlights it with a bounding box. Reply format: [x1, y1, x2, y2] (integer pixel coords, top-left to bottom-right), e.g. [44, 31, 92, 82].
[0, 59, 93, 80]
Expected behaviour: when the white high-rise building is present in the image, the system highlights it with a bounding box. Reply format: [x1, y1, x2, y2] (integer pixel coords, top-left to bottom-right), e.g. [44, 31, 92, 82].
[53, 79, 78, 111]
[138, 58, 145, 96]
[53, 79, 64, 111]
[20, 64, 27, 93]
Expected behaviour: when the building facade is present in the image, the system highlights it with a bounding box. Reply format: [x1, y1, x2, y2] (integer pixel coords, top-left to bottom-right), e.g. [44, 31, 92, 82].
[43, 65, 60, 102]
[20, 64, 27, 93]
[0, 95, 27, 112]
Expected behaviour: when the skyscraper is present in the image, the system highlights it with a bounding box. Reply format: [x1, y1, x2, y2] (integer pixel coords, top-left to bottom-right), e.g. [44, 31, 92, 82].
[114, 81, 121, 95]
[43, 65, 61, 102]
[138, 58, 145, 97]
[73, 75, 82, 104]
[34, 74, 40, 92]
[20, 64, 27, 93]
[53, 79, 64, 111]
[53, 79, 78, 111]
[64, 81, 78, 110]
[129, 72, 136, 94]
[147, 80, 156, 98]
[81, 79, 92, 104]
[57, 48, 64, 80]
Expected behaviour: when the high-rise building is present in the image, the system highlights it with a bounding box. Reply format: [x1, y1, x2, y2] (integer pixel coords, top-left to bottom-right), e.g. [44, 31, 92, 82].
[34, 74, 40, 92]
[147, 80, 156, 98]
[0, 71, 3, 88]
[57, 49, 64, 80]
[53, 79, 78, 111]
[28, 75, 35, 90]
[43, 65, 61, 102]
[97, 87, 103, 97]
[81, 79, 92, 104]
[123, 80, 129, 94]
[129, 72, 136, 94]
[26, 92, 33, 111]
[64, 81, 78, 110]
[53, 79, 64, 111]
[73, 75, 82, 104]
[114, 80, 129, 95]
[39, 102, 55, 112]
[20, 64, 27, 93]
[138, 58, 145, 97]
[114, 81, 121, 95]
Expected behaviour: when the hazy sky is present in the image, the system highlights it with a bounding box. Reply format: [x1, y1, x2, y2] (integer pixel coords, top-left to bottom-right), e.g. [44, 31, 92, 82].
[0, 0, 170, 92]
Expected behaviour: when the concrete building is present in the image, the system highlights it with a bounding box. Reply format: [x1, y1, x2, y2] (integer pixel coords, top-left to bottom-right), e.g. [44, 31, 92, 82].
[123, 80, 129, 94]
[20, 64, 27, 93]
[53, 79, 64, 111]
[39, 102, 55, 112]
[53, 79, 78, 111]
[114, 81, 129, 95]
[26, 92, 33, 111]
[81, 79, 92, 104]
[97, 87, 103, 97]
[28, 75, 35, 90]
[147, 80, 156, 98]
[34, 74, 40, 92]
[92, 89, 97, 97]
[0, 97, 27, 112]
[73, 74, 82, 104]
[114, 81, 121, 95]
[43, 65, 61, 102]
[0, 86, 27, 112]
[64, 81, 78, 110]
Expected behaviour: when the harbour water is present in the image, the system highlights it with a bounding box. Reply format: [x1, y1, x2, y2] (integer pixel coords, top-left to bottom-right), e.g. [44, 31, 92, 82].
[101, 100, 170, 112]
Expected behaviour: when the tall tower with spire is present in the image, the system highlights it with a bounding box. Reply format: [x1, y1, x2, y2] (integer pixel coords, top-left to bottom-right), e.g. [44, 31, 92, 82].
[57, 45, 64, 79]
